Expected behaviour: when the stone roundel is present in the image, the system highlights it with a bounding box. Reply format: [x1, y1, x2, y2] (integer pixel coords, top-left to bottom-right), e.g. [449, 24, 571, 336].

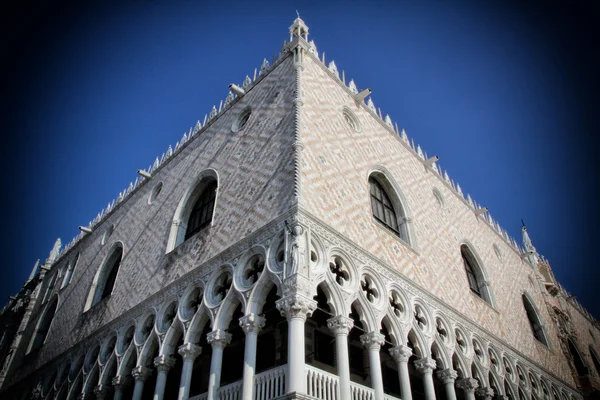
[205, 267, 234, 307]
[268, 237, 285, 273]
[235, 248, 267, 291]
[135, 313, 155, 345]
[157, 300, 178, 333]
[327, 252, 356, 292]
[179, 285, 204, 321]
[359, 272, 385, 309]
[389, 287, 410, 323]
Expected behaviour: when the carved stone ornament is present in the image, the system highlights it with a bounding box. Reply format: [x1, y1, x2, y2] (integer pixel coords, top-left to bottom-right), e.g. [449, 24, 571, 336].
[360, 332, 385, 351]
[414, 357, 437, 374]
[131, 366, 150, 382]
[457, 378, 480, 392]
[239, 313, 266, 334]
[112, 375, 131, 390]
[327, 315, 354, 335]
[276, 294, 317, 321]
[289, 224, 306, 276]
[476, 387, 495, 400]
[93, 384, 108, 399]
[437, 368, 459, 383]
[389, 345, 412, 363]
[178, 343, 202, 360]
[153, 355, 176, 372]
[207, 330, 232, 348]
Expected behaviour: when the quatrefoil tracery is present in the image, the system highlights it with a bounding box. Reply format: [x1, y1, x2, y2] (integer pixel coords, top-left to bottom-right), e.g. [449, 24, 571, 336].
[389, 292, 405, 317]
[361, 276, 379, 303]
[329, 257, 350, 286]
[244, 255, 265, 285]
[214, 273, 232, 302]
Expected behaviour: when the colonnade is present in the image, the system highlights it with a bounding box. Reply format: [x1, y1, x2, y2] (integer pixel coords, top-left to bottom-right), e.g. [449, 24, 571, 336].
[99, 295, 497, 400]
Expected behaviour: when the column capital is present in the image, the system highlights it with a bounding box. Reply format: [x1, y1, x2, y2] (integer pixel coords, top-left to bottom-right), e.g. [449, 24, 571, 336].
[111, 375, 131, 389]
[389, 344, 413, 363]
[276, 293, 317, 321]
[178, 342, 202, 360]
[437, 368, 459, 384]
[239, 313, 266, 334]
[476, 387, 495, 400]
[456, 378, 480, 392]
[207, 329, 232, 348]
[327, 315, 354, 335]
[360, 331, 385, 351]
[414, 357, 437, 374]
[93, 385, 108, 400]
[131, 365, 150, 382]
[153, 355, 176, 372]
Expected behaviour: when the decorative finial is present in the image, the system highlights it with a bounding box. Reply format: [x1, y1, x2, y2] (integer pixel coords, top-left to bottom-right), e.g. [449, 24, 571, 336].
[521, 219, 526, 228]
[296, 10, 300, 19]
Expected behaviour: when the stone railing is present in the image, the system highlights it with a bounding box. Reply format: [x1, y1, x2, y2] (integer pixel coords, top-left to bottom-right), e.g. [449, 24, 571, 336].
[305, 364, 400, 400]
[191, 364, 286, 400]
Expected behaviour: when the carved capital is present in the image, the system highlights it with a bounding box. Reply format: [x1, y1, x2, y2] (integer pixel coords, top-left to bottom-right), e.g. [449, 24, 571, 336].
[360, 332, 385, 351]
[414, 357, 437, 374]
[207, 330, 232, 348]
[437, 368, 459, 384]
[276, 294, 317, 321]
[389, 345, 412, 363]
[456, 378, 480, 392]
[327, 315, 353, 335]
[239, 313, 266, 334]
[153, 355, 176, 372]
[131, 366, 150, 382]
[178, 343, 202, 360]
[476, 387, 495, 400]
[112, 375, 131, 390]
[93, 385, 108, 399]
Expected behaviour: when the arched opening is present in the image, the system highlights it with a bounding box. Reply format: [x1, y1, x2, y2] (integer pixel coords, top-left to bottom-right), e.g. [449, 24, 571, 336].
[430, 343, 448, 400]
[307, 285, 336, 373]
[167, 170, 219, 252]
[381, 319, 401, 398]
[590, 346, 600, 376]
[189, 323, 213, 397]
[521, 294, 548, 346]
[368, 173, 410, 243]
[27, 297, 58, 353]
[220, 304, 245, 386]
[567, 339, 588, 377]
[61, 252, 80, 289]
[141, 340, 159, 400]
[85, 243, 123, 310]
[407, 330, 426, 400]
[256, 286, 287, 373]
[348, 303, 369, 386]
[460, 244, 493, 305]
[163, 333, 184, 399]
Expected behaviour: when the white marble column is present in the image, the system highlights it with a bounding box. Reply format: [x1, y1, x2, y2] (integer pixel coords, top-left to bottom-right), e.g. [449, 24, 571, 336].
[111, 375, 130, 400]
[437, 369, 458, 400]
[476, 387, 495, 400]
[389, 345, 413, 400]
[153, 355, 176, 400]
[360, 332, 386, 400]
[456, 378, 479, 400]
[276, 293, 317, 394]
[414, 357, 437, 400]
[131, 366, 150, 400]
[177, 343, 202, 400]
[206, 329, 232, 400]
[327, 316, 354, 400]
[239, 313, 266, 400]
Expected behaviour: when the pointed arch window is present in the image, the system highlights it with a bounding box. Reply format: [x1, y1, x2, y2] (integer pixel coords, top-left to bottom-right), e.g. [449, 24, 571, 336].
[85, 244, 123, 310]
[60, 252, 79, 289]
[27, 298, 58, 353]
[460, 244, 495, 307]
[567, 339, 588, 376]
[522, 294, 549, 346]
[368, 175, 411, 244]
[185, 181, 217, 240]
[590, 347, 600, 376]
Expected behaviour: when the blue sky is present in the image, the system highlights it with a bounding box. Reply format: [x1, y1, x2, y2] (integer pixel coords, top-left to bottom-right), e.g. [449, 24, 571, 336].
[1, 0, 598, 317]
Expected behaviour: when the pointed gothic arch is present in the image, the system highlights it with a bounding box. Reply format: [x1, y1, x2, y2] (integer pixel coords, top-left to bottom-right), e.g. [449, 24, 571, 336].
[166, 169, 219, 252]
[566, 339, 588, 377]
[590, 346, 600, 376]
[27, 295, 59, 354]
[521, 292, 549, 347]
[367, 166, 415, 247]
[460, 242, 495, 307]
[84, 242, 124, 311]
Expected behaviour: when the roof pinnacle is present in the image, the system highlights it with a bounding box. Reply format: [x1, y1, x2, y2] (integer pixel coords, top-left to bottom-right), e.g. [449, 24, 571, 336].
[289, 14, 309, 41]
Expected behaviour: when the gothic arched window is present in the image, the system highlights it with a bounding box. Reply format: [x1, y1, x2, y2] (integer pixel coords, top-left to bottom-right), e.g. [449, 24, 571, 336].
[85, 244, 123, 310]
[185, 180, 217, 240]
[368, 174, 410, 244]
[60, 252, 79, 289]
[567, 339, 588, 376]
[590, 346, 600, 376]
[27, 297, 58, 353]
[522, 294, 549, 346]
[460, 244, 493, 305]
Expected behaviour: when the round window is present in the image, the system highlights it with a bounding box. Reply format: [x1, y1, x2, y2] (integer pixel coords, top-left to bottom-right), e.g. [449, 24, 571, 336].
[342, 107, 361, 132]
[232, 107, 252, 132]
[148, 182, 163, 205]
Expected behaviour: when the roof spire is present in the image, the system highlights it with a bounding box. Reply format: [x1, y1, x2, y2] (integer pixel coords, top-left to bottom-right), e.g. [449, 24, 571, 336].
[289, 14, 309, 41]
